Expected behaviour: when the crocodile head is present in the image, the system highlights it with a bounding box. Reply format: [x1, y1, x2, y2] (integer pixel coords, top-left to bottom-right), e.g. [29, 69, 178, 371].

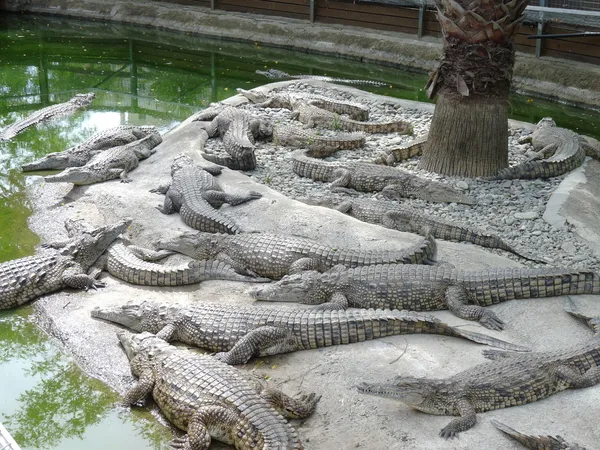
[156, 231, 224, 260]
[170, 153, 195, 175]
[92, 299, 173, 333]
[381, 181, 476, 206]
[71, 92, 96, 106]
[356, 376, 452, 415]
[117, 330, 174, 376]
[248, 270, 328, 304]
[44, 166, 104, 185]
[22, 152, 71, 171]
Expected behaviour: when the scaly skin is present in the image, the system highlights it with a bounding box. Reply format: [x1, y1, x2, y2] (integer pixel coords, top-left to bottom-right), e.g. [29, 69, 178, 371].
[106, 242, 270, 286]
[118, 331, 319, 450]
[0, 218, 131, 309]
[273, 124, 365, 152]
[249, 264, 600, 330]
[0, 93, 95, 141]
[21, 125, 158, 171]
[255, 68, 387, 87]
[335, 198, 543, 263]
[93, 300, 528, 365]
[357, 305, 600, 440]
[372, 135, 428, 165]
[153, 154, 262, 234]
[291, 149, 476, 204]
[43, 131, 162, 185]
[491, 420, 587, 450]
[489, 118, 585, 180]
[156, 230, 437, 280]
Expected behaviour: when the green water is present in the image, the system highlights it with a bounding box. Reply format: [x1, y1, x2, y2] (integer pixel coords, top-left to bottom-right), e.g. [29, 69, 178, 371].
[0, 12, 598, 449]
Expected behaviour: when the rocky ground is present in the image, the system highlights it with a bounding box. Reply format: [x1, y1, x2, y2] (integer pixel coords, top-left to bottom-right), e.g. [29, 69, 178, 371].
[202, 81, 600, 269]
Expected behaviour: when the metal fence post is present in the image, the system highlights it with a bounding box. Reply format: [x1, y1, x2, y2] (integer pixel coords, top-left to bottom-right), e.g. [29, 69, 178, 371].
[535, 0, 548, 58]
[310, 0, 315, 23]
[211, 0, 215, 11]
[417, 4, 424, 39]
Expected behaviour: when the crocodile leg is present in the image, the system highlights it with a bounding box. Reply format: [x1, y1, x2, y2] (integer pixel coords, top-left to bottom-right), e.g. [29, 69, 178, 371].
[288, 257, 322, 274]
[213, 326, 296, 364]
[439, 398, 477, 439]
[150, 183, 171, 195]
[260, 389, 320, 419]
[158, 188, 183, 215]
[123, 368, 155, 406]
[310, 291, 349, 311]
[126, 246, 174, 262]
[182, 404, 240, 450]
[213, 252, 260, 278]
[202, 189, 262, 207]
[63, 267, 105, 290]
[557, 364, 600, 388]
[445, 286, 505, 331]
[329, 168, 352, 188]
[335, 201, 353, 213]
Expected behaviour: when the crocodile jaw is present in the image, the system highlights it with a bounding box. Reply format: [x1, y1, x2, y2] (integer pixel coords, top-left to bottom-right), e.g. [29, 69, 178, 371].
[356, 382, 427, 407]
[92, 304, 145, 331]
[44, 167, 100, 184]
[22, 153, 70, 171]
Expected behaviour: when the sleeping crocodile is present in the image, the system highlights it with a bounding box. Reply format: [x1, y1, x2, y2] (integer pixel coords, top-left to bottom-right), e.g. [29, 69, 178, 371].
[152, 154, 262, 234]
[333, 198, 543, 263]
[195, 106, 272, 171]
[372, 135, 428, 165]
[0, 92, 95, 141]
[156, 230, 437, 280]
[273, 123, 366, 152]
[44, 131, 162, 185]
[491, 420, 586, 450]
[0, 218, 130, 310]
[489, 118, 586, 180]
[249, 264, 600, 330]
[118, 330, 319, 450]
[93, 300, 529, 365]
[21, 125, 158, 171]
[291, 148, 476, 204]
[356, 302, 600, 439]
[256, 68, 387, 87]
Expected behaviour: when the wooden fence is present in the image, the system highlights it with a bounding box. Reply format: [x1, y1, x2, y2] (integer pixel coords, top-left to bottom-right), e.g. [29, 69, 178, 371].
[166, 0, 600, 65]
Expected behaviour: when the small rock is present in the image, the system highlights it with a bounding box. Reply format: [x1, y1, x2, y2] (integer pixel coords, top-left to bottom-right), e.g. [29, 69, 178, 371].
[504, 217, 515, 226]
[561, 242, 577, 255]
[572, 255, 587, 262]
[456, 180, 469, 190]
[531, 230, 542, 236]
[501, 180, 512, 188]
[514, 211, 538, 220]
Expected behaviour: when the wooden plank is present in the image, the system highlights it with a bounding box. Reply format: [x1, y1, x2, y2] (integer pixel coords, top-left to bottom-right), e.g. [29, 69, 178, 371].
[163, 0, 210, 6]
[543, 38, 600, 58]
[218, 0, 309, 17]
[543, 48, 600, 65]
[317, 0, 420, 19]
[315, 14, 417, 35]
[316, 7, 420, 30]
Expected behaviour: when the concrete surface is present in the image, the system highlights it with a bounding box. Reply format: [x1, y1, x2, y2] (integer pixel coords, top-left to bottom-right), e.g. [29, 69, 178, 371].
[2, 0, 600, 108]
[22, 83, 600, 449]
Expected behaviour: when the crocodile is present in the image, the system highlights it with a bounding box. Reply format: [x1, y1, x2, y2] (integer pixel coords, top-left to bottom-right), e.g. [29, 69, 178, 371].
[372, 135, 428, 165]
[93, 299, 529, 366]
[256, 68, 387, 87]
[273, 124, 366, 152]
[43, 131, 162, 185]
[489, 118, 586, 180]
[333, 198, 543, 263]
[356, 302, 600, 439]
[249, 264, 600, 330]
[21, 125, 158, 171]
[195, 106, 272, 171]
[105, 241, 270, 286]
[491, 420, 586, 450]
[0, 92, 95, 141]
[156, 230, 437, 280]
[291, 148, 476, 204]
[152, 154, 262, 234]
[118, 330, 319, 450]
[0, 218, 131, 310]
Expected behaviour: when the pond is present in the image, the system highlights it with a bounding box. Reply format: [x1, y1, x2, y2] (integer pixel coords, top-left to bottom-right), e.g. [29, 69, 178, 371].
[0, 12, 598, 449]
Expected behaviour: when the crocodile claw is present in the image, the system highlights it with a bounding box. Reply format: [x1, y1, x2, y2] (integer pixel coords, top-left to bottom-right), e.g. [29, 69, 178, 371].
[479, 311, 505, 331]
[439, 426, 458, 440]
[89, 280, 106, 290]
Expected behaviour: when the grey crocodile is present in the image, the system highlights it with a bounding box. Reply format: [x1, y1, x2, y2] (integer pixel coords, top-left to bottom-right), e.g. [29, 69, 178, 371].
[291, 148, 476, 204]
[356, 303, 600, 439]
[93, 300, 529, 366]
[0, 218, 131, 310]
[0, 93, 95, 141]
[273, 123, 366, 152]
[256, 68, 387, 87]
[21, 125, 158, 171]
[334, 198, 543, 263]
[43, 131, 162, 185]
[491, 420, 586, 450]
[118, 330, 319, 450]
[195, 106, 272, 171]
[105, 241, 270, 286]
[156, 230, 437, 280]
[372, 135, 428, 165]
[249, 264, 600, 330]
[152, 154, 262, 234]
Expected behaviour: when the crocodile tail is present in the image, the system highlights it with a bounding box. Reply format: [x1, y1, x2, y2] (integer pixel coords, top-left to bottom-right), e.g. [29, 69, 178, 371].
[491, 420, 573, 450]
[488, 151, 585, 180]
[190, 259, 271, 283]
[451, 328, 530, 352]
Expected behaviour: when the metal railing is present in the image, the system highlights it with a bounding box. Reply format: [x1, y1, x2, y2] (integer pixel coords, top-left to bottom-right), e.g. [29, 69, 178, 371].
[0, 423, 21, 450]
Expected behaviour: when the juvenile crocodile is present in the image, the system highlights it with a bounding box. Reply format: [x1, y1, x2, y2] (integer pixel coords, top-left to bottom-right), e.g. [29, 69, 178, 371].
[356, 303, 600, 439]
[153, 154, 261, 234]
[21, 125, 158, 171]
[256, 68, 387, 87]
[0, 93, 95, 141]
[118, 330, 319, 450]
[489, 118, 586, 180]
[0, 218, 130, 309]
[44, 131, 162, 185]
[291, 149, 476, 204]
[274, 124, 366, 152]
[491, 420, 586, 450]
[93, 300, 529, 366]
[334, 198, 542, 262]
[196, 106, 272, 171]
[372, 135, 428, 165]
[105, 241, 270, 286]
[249, 264, 600, 330]
[156, 230, 437, 280]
